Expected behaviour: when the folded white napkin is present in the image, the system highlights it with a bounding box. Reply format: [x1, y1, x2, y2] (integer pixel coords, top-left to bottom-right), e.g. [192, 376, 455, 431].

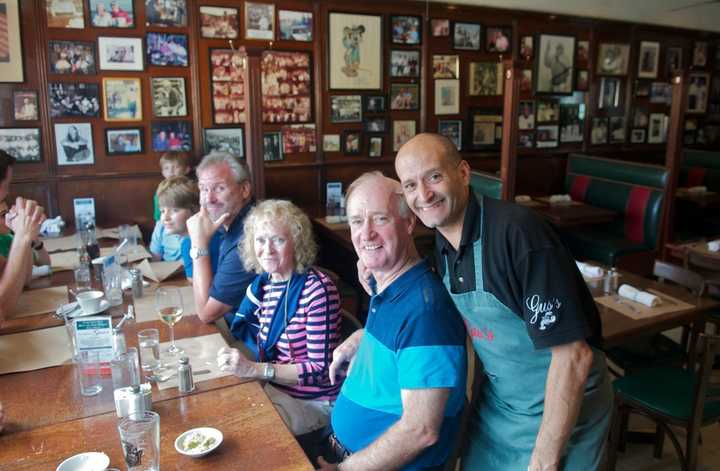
[687, 186, 707, 194]
[576, 261, 605, 278]
[618, 284, 661, 307]
[515, 195, 532, 203]
[39, 216, 65, 236]
[31, 265, 52, 279]
[549, 194, 572, 205]
[708, 240, 720, 252]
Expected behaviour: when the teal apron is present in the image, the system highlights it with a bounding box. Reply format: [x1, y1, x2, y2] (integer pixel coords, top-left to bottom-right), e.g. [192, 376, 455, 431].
[444, 201, 613, 470]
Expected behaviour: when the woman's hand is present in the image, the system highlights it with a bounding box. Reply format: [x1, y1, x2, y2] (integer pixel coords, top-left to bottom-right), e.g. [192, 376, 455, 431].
[217, 347, 260, 379]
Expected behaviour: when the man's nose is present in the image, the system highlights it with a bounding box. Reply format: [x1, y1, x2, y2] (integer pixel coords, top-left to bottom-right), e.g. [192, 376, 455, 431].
[417, 181, 433, 202]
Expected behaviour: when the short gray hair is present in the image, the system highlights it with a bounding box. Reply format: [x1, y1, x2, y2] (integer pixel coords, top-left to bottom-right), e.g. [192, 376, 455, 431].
[197, 152, 250, 184]
[345, 171, 411, 219]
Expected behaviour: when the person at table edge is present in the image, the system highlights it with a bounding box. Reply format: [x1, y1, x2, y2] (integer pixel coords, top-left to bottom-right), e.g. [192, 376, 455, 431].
[318, 172, 467, 470]
[391, 133, 613, 470]
[186, 152, 255, 327]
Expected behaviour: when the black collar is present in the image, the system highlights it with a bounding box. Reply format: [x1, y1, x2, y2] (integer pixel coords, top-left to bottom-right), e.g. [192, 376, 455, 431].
[436, 188, 482, 258]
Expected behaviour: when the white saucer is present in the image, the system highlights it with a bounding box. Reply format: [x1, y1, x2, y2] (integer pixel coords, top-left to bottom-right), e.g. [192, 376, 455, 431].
[74, 299, 111, 318]
[56, 451, 110, 471]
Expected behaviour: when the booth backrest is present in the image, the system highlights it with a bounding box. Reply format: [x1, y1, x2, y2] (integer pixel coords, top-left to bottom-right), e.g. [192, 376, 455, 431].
[565, 154, 668, 249]
[470, 171, 502, 200]
[681, 149, 720, 191]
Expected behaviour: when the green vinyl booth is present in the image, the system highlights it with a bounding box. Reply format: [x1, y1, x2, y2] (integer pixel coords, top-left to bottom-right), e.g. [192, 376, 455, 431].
[469, 171, 503, 200]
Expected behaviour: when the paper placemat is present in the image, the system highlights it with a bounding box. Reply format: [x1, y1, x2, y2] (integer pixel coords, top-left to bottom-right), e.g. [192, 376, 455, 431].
[13, 286, 69, 319]
[100, 245, 152, 263]
[595, 292, 695, 320]
[41, 234, 80, 253]
[134, 259, 184, 283]
[0, 326, 72, 375]
[132, 284, 195, 323]
[155, 333, 231, 390]
[97, 225, 143, 240]
[49, 250, 78, 272]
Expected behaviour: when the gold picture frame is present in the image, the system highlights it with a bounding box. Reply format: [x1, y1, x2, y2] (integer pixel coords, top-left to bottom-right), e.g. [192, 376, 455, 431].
[102, 77, 142, 122]
[0, 0, 24, 82]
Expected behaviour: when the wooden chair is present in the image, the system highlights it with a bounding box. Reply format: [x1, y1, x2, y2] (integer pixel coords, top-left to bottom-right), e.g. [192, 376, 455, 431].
[607, 334, 720, 471]
[339, 308, 363, 342]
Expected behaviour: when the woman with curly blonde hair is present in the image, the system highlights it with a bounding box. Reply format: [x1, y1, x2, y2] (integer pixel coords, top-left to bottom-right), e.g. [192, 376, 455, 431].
[219, 199, 343, 437]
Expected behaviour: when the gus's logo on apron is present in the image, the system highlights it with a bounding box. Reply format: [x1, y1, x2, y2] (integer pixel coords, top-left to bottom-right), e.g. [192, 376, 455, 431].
[525, 294, 562, 331]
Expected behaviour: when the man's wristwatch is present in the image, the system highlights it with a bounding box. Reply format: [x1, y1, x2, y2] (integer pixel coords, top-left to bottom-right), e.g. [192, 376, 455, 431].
[31, 240, 44, 251]
[189, 246, 209, 260]
[262, 363, 276, 381]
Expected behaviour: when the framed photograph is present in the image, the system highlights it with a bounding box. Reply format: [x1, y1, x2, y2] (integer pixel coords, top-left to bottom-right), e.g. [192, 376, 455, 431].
[0, 0, 24, 82]
[261, 51, 312, 123]
[635, 80, 650, 97]
[576, 70, 589, 91]
[199, 6, 239, 39]
[590, 117, 608, 145]
[648, 113, 667, 144]
[245, 2, 274, 40]
[433, 55, 459, 79]
[48, 82, 100, 118]
[630, 128, 646, 144]
[520, 69, 532, 92]
[204, 127, 244, 157]
[98, 36, 144, 71]
[89, 0, 134, 28]
[330, 95, 362, 123]
[46, 0, 84, 28]
[368, 135, 383, 157]
[518, 132, 534, 148]
[262, 132, 283, 161]
[536, 100, 559, 123]
[638, 41, 660, 79]
[693, 41, 708, 67]
[486, 27, 511, 53]
[0, 128, 41, 162]
[633, 108, 649, 128]
[210, 49, 245, 124]
[322, 134, 340, 152]
[596, 43, 630, 76]
[609, 116, 626, 144]
[390, 84, 419, 111]
[666, 47, 683, 78]
[364, 117, 387, 133]
[518, 101, 535, 130]
[390, 50, 420, 78]
[534, 34, 575, 95]
[453, 22, 481, 51]
[393, 120, 416, 151]
[145, 0, 187, 27]
[438, 120, 461, 150]
[536, 124, 559, 148]
[469, 62, 503, 96]
[364, 95, 386, 113]
[150, 121, 192, 152]
[684, 129, 696, 145]
[48, 40, 96, 75]
[687, 72, 710, 114]
[151, 77, 187, 117]
[468, 109, 502, 149]
[54, 123, 94, 165]
[13, 91, 38, 121]
[391, 15, 421, 45]
[431, 19, 449, 37]
[281, 124, 316, 154]
[598, 77, 622, 109]
[342, 131, 362, 155]
[577, 40, 589, 62]
[103, 77, 142, 121]
[650, 82, 672, 104]
[434, 79, 460, 115]
[520, 36, 533, 60]
[147, 32, 188, 67]
[328, 12, 382, 90]
[279, 10, 312, 41]
[105, 127, 143, 155]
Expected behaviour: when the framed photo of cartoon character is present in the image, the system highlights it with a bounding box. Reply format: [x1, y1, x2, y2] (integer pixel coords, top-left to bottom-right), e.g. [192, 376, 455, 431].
[534, 34, 576, 95]
[328, 12, 382, 90]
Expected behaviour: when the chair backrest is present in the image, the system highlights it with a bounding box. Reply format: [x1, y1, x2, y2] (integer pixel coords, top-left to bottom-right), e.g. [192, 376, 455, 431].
[653, 260, 706, 297]
[690, 334, 720, 429]
[339, 309, 363, 343]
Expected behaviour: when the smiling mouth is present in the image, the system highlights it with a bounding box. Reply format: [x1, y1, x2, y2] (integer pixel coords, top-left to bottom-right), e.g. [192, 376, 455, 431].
[363, 244, 382, 251]
[417, 199, 444, 211]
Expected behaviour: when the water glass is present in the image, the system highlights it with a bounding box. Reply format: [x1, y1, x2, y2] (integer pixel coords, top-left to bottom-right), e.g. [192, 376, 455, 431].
[104, 268, 124, 307]
[137, 329, 161, 372]
[74, 266, 92, 292]
[63, 310, 78, 362]
[118, 411, 160, 471]
[111, 347, 141, 390]
[77, 350, 103, 396]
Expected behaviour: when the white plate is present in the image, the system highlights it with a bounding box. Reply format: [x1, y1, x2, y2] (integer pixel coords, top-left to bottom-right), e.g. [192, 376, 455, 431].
[73, 299, 111, 318]
[56, 451, 110, 471]
[175, 427, 223, 458]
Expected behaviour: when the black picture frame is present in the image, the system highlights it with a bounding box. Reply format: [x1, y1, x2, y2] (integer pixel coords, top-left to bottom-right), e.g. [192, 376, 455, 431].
[330, 95, 362, 123]
[47, 40, 97, 75]
[389, 83, 420, 111]
[389, 50, 421, 78]
[467, 107, 502, 150]
[390, 15, 422, 45]
[363, 95, 386, 113]
[367, 134, 384, 157]
[263, 131, 283, 161]
[342, 130, 362, 155]
[150, 121, 192, 152]
[452, 22, 482, 51]
[485, 26, 512, 54]
[105, 127, 144, 156]
[364, 117, 388, 133]
[146, 32, 189, 67]
[533, 33, 576, 95]
[204, 127, 245, 157]
[0, 127, 42, 163]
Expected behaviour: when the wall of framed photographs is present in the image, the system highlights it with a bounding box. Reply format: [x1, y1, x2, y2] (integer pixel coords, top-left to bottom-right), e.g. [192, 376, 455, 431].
[0, 0, 718, 229]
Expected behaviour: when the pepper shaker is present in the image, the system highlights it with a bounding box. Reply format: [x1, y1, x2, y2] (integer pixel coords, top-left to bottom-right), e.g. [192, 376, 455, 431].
[178, 357, 195, 393]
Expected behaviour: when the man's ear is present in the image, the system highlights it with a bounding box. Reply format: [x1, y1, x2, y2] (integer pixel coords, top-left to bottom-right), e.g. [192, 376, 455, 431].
[406, 212, 416, 236]
[183, 165, 191, 176]
[458, 160, 471, 186]
[240, 180, 252, 200]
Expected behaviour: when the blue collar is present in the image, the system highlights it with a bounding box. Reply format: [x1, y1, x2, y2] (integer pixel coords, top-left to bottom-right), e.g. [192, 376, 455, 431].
[372, 259, 431, 304]
[219, 200, 254, 238]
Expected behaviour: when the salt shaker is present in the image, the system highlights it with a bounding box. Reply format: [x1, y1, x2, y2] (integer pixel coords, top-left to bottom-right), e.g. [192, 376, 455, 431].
[178, 357, 195, 393]
[603, 267, 618, 294]
[128, 268, 143, 299]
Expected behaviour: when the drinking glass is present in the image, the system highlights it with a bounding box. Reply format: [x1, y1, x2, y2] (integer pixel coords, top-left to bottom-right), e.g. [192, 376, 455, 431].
[111, 347, 141, 390]
[118, 411, 160, 471]
[155, 287, 184, 355]
[77, 350, 103, 396]
[74, 266, 92, 292]
[137, 329, 161, 372]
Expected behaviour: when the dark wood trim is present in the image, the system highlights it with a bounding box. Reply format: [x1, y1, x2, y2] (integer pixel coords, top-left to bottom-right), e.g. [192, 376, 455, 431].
[500, 59, 520, 201]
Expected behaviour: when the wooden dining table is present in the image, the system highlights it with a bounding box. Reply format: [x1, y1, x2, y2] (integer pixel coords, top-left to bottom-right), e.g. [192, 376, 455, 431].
[531, 200, 618, 227]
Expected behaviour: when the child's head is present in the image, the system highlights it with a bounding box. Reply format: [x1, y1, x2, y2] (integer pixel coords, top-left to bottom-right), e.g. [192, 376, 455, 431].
[159, 152, 190, 180]
[157, 176, 198, 235]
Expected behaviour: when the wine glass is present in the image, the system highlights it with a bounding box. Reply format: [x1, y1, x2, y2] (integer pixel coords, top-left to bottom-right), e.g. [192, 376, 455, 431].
[155, 287, 184, 355]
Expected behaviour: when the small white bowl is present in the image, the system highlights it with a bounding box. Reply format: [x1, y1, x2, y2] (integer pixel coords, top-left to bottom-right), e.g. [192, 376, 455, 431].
[56, 452, 110, 471]
[175, 427, 223, 458]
